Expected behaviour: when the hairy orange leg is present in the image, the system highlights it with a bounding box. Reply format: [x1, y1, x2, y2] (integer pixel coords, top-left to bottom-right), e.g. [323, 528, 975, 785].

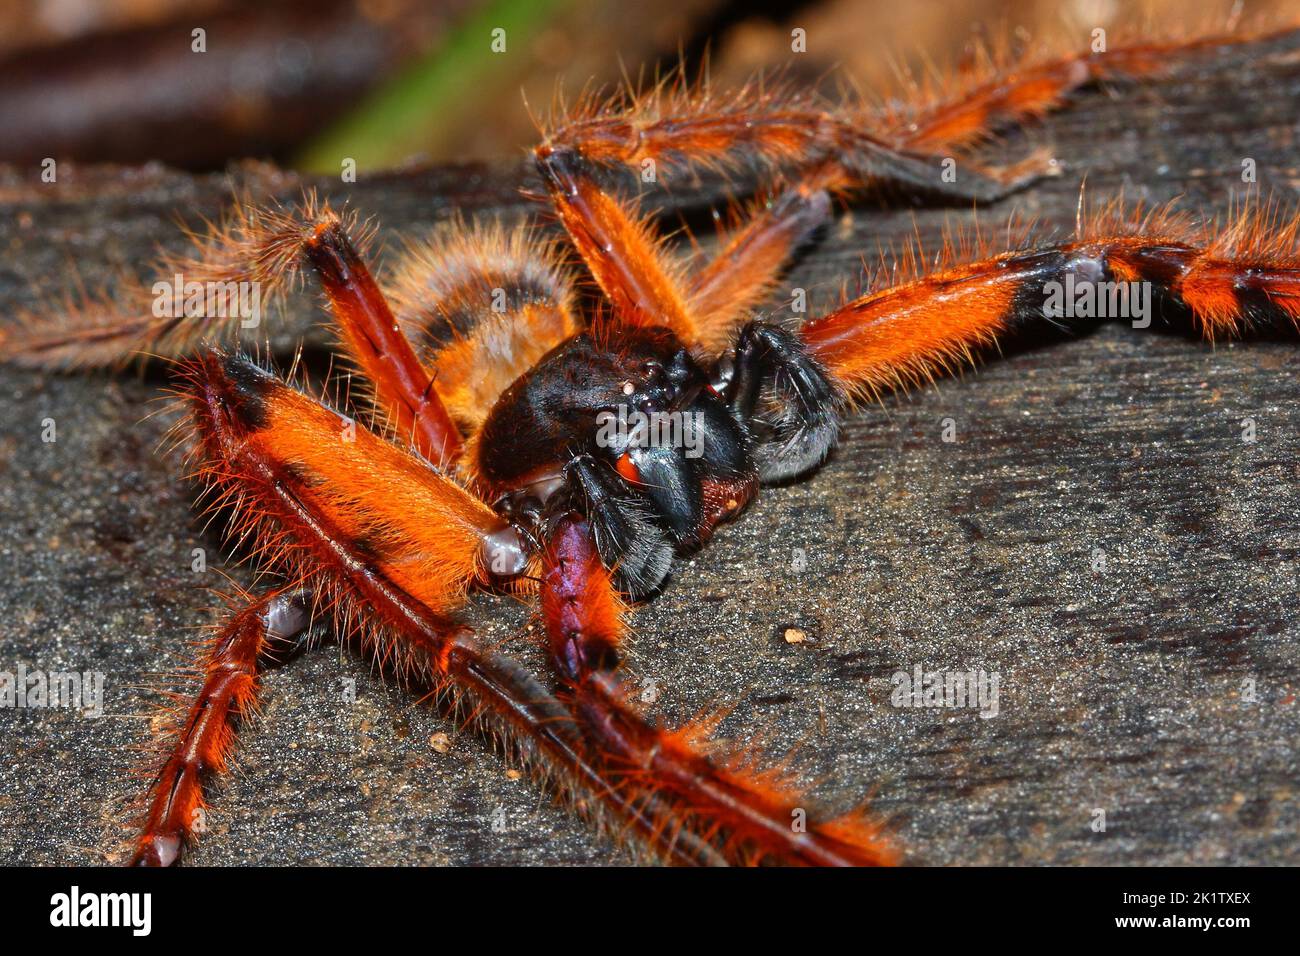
[535, 145, 700, 342]
[137, 350, 726, 865]
[540, 513, 895, 866]
[131, 584, 712, 865]
[543, 105, 1045, 205]
[893, 31, 1277, 154]
[538, 27, 1293, 358]
[0, 194, 465, 469]
[801, 228, 1300, 402]
[188, 351, 522, 610]
[297, 215, 463, 466]
[686, 180, 834, 355]
[534, 93, 1045, 349]
[131, 587, 314, 866]
[534, 148, 833, 355]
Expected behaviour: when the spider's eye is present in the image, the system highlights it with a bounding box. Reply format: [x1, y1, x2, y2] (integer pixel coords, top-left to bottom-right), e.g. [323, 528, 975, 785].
[620, 381, 635, 396]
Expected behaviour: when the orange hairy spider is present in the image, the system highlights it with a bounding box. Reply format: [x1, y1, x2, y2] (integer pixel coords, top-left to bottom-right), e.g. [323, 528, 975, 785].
[4, 24, 1299, 866]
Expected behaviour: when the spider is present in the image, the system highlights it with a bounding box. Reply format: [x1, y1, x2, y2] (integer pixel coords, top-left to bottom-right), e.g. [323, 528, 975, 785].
[4, 23, 1298, 867]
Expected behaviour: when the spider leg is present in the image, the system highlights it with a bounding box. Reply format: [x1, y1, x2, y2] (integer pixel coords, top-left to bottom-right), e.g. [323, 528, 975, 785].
[131, 580, 712, 866]
[535, 145, 701, 343]
[446, 624, 731, 866]
[798, 204, 1300, 404]
[290, 205, 464, 466]
[180, 349, 522, 608]
[540, 513, 896, 866]
[685, 181, 833, 355]
[532, 89, 1046, 351]
[533, 145, 837, 360]
[535, 27, 1287, 353]
[728, 321, 843, 482]
[541, 101, 1047, 208]
[715, 197, 1300, 480]
[142, 348, 728, 865]
[131, 586, 315, 866]
[543, 26, 1281, 200]
[532, 129, 1038, 346]
[890, 31, 1268, 155]
[0, 194, 464, 466]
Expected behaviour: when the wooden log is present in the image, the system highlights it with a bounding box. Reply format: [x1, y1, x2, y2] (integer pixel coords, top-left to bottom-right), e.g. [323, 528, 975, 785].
[1, 29, 1297, 864]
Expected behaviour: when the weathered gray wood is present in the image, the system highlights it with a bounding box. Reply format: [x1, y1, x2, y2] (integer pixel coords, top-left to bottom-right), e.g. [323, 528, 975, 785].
[1, 30, 1298, 865]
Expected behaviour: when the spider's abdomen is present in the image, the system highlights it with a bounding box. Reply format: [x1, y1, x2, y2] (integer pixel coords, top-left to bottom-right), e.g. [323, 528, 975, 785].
[475, 325, 757, 594]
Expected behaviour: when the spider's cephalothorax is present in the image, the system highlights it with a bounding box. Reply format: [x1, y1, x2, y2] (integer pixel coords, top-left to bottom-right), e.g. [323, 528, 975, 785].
[475, 321, 839, 597]
[5, 24, 1297, 867]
